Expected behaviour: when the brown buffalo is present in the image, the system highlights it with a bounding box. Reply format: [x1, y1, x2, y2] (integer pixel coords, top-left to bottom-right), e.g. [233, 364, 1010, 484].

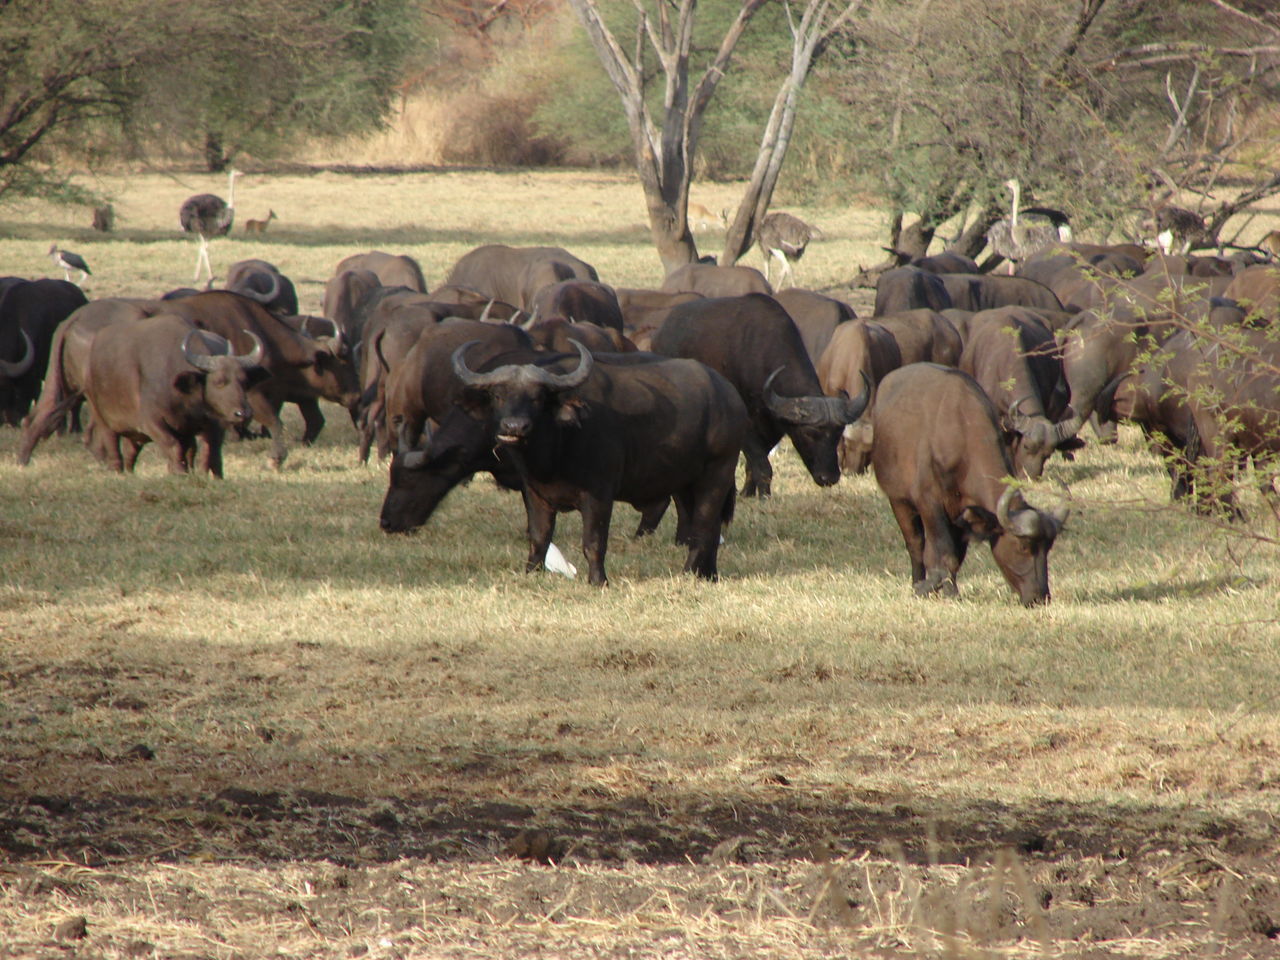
[871, 363, 1068, 605]
[83, 315, 265, 476]
[445, 244, 597, 309]
[661, 263, 772, 299]
[817, 320, 901, 474]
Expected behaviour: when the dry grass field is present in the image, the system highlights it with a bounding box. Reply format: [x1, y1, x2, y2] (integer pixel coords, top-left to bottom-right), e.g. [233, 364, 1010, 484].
[1, 169, 1280, 958]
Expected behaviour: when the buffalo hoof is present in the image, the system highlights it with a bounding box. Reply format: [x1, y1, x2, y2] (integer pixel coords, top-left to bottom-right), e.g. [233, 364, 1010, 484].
[913, 574, 957, 598]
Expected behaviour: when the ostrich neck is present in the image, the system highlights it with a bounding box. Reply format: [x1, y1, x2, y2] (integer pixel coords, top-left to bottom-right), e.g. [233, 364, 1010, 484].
[227, 172, 236, 209]
[1009, 181, 1020, 228]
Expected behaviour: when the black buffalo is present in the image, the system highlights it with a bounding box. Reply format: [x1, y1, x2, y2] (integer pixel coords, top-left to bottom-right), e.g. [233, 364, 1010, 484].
[651, 293, 868, 497]
[381, 343, 748, 585]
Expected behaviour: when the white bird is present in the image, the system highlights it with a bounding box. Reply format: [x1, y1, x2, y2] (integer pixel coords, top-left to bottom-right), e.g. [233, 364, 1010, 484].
[544, 542, 577, 579]
[179, 168, 241, 283]
[48, 244, 91, 285]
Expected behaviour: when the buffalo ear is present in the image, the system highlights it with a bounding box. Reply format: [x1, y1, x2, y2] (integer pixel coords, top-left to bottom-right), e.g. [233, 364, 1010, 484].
[959, 505, 1000, 540]
[458, 385, 492, 419]
[173, 371, 204, 394]
[555, 395, 587, 426]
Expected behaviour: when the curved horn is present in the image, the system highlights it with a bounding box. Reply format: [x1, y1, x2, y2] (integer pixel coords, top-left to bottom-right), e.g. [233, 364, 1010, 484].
[0, 328, 34, 378]
[839, 370, 873, 423]
[181, 329, 220, 372]
[996, 485, 1017, 530]
[237, 269, 280, 306]
[532, 339, 593, 389]
[521, 304, 540, 330]
[452, 340, 512, 387]
[1008, 396, 1055, 453]
[234, 329, 265, 368]
[479, 299, 494, 323]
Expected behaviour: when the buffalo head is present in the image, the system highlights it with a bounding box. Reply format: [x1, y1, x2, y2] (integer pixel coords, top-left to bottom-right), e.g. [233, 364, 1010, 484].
[971, 486, 1069, 606]
[764, 366, 870, 487]
[179, 328, 266, 425]
[452, 339, 593, 444]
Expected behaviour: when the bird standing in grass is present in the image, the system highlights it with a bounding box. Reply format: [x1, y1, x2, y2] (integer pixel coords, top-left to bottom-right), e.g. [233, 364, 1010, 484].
[180, 168, 241, 283]
[48, 244, 91, 286]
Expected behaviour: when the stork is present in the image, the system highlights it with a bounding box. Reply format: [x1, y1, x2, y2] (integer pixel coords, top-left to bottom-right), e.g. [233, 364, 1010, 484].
[48, 244, 91, 286]
[179, 168, 241, 283]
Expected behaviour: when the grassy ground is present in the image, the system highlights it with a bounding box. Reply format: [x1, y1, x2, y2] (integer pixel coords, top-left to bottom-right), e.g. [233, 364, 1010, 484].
[1, 170, 1279, 958]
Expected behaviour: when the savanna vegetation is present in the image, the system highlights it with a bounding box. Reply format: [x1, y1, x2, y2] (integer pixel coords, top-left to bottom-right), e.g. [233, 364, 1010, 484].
[2, 170, 1280, 958]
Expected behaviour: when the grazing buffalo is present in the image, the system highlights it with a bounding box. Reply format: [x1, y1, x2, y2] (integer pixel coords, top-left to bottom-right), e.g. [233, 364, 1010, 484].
[383, 343, 749, 585]
[661, 263, 772, 298]
[773, 289, 856, 368]
[0, 279, 87, 425]
[445, 244, 597, 309]
[959, 308, 1074, 478]
[817, 320, 901, 474]
[83, 315, 265, 476]
[160, 292, 358, 466]
[225, 259, 299, 316]
[871, 363, 1068, 605]
[529, 280, 624, 332]
[651, 293, 869, 497]
[335, 251, 428, 292]
[322, 269, 385, 345]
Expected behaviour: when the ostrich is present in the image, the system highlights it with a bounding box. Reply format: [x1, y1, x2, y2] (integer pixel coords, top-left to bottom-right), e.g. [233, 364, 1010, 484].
[48, 244, 91, 285]
[757, 212, 821, 289]
[986, 179, 1070, 273]
[180, 168, 242, 283]
[1153, 204, 1206, 255]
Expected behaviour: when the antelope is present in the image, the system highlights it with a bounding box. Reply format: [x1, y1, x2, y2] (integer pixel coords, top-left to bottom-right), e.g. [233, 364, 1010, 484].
[244, 210, 277, 235]
[1260, 229, 1280, 260]
[688, 202, 727, 232]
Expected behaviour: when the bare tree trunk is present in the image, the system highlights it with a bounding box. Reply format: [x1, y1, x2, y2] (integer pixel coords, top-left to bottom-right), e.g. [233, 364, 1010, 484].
[568, 0, 767, 274]
[721, 0, 866, 265]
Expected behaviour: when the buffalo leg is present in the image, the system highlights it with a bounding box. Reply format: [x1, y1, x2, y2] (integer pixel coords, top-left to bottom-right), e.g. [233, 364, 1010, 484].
[918, 506, 961, 596]
[248, 393, 288, 467]
[633, 498, 669, 538]
[888, 499, 927, 586]
[142, 422, 190, 475]
[682, 482, 728, 581]
[123, 437, 147, 472]
[579, 496, 614, 586]
[199, 424, 226, 477]
[296, 398, 325, 446]
[740, 434, 772, 498]
[522, 487, 556, 574]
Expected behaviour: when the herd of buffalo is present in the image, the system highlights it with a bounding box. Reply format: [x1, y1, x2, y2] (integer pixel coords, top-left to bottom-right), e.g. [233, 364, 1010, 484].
[3, 238, 1277, 605]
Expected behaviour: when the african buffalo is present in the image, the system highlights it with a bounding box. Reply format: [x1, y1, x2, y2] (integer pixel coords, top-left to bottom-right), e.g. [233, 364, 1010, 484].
[874, 309, 963, 367]
[160, 292, 358, 466]
[445, 244, 598, 309]
[872, 267, 951, 315]
[529, 280, 625, 332]
[871, 363, 1068, 605]
[773, 289, 856, 368]
[959, 308, 1074, 478]
[524, 317, 635, 355]
[660, 263, 772, 298]
[936, 273, 1065, 314]
[83, 315, 265, 476]
[1222, 263, 1280, 324]
[335, 251, 428, 292]
[225, 260, 299, 316]
[817, 320, 901, 474]
[18, 298, 168, 464]
[384, 343, 749, 585]
[0, 279, 87, 425]
[651, 293, 869, 497]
